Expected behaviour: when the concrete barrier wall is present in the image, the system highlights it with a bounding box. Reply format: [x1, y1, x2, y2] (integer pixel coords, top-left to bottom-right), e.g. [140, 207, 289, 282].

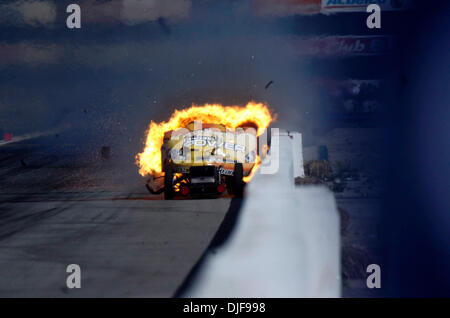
[183, 131, 341, 297]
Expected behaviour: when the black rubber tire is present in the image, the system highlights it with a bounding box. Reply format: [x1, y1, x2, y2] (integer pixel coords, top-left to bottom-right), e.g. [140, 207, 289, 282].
[164, 165, 174, 200]
[225, 176, 235, 195]
[233, 163, 244, 198]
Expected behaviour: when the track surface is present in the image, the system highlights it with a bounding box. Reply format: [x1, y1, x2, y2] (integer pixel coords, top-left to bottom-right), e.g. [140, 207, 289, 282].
[0, 142, 230, 297]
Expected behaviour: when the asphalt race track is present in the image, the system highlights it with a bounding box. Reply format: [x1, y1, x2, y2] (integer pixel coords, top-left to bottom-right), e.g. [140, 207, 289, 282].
[0, 141, 230, 297]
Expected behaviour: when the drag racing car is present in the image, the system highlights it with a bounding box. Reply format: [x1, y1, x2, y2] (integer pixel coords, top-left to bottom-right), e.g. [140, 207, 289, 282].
[147, 122, 259, 199]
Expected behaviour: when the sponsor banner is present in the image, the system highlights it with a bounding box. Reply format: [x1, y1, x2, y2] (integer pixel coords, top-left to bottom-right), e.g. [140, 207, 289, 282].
[322, 0, 414, 13]
[253, 0, 322, 16]
[295, 36, 393, 57]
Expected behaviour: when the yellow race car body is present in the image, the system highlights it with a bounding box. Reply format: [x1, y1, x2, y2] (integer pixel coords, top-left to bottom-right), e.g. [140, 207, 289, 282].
[159, 123, 257, 199]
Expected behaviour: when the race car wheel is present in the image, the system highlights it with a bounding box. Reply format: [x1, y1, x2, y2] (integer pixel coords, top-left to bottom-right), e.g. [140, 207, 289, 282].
[233, 163, 244, 198]
[225, 176, 235, 195]
[164, 165, 174, 200]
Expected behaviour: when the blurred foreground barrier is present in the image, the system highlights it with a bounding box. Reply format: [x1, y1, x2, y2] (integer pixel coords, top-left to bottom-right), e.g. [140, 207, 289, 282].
[183, 131, 341, 297]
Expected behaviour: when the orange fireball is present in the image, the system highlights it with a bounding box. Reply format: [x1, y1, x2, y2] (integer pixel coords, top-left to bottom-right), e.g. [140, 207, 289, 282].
[136, 102, 275, 180]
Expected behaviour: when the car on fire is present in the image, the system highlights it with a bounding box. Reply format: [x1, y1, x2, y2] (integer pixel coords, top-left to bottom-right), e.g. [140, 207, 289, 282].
[147, 122, 258, 199]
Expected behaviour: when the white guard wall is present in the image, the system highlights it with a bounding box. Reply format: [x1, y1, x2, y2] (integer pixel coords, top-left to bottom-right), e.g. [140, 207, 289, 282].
[184, 131, 341, 297]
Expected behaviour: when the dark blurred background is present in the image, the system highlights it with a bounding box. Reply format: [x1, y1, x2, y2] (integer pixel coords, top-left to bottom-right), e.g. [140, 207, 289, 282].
[382, 0, 450, 297]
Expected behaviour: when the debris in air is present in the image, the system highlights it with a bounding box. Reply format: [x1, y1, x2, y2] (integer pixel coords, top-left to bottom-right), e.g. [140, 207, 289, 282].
[265, 80, 274, 90]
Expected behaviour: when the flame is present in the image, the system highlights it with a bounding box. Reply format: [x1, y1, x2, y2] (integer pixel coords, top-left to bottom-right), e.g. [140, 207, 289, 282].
[136, 102, 275, 180]
[242, 156, 261, 183]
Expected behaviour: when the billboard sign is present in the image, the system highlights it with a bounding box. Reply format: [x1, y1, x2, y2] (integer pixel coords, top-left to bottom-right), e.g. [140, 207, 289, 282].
[321, 0, 413, 13]
[295, 36, 393, 57]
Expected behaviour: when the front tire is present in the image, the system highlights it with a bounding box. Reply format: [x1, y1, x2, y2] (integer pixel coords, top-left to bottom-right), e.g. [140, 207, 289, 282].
[164, 165, 174, 200]
[233, 163, 244, 198]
